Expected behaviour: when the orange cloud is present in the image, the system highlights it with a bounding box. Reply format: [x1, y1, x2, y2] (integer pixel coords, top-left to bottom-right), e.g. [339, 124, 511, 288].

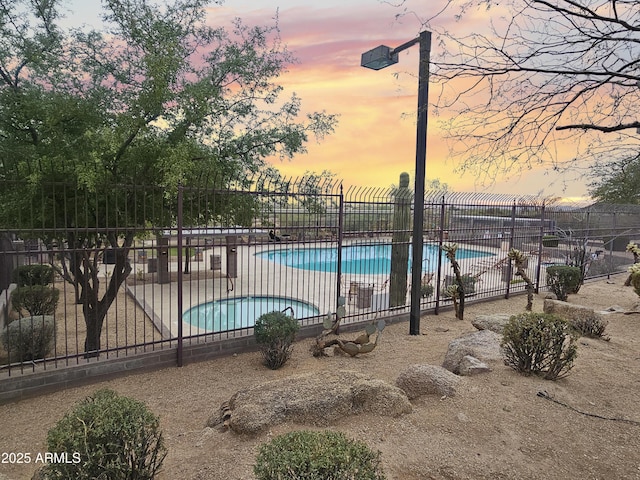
[207, 2, 591, 199]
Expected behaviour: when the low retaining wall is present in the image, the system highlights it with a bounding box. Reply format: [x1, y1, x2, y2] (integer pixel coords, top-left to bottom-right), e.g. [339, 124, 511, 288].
[0, 309, 417, 404]
[0, 291, 515, 404]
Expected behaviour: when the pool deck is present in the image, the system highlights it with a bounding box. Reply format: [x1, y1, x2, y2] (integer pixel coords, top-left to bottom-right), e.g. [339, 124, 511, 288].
[125, 238, 544, 340]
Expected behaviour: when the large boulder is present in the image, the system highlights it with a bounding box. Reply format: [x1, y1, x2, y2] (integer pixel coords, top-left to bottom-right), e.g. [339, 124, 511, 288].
[442, 330, 502, 375]
[543, 298, 604, 325]
[207, 370, 412, 434]
[395, 364, 460, 399]
[471, 313, 512, 334]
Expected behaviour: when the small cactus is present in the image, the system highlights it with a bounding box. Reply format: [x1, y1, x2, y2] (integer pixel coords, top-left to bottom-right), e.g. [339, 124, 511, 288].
[313, 312, 386, 357]
[322, 296, 347, 334]
[508, 248, 535, 311]
[441, 243, 466, 320]
[334, 319, 386, 357]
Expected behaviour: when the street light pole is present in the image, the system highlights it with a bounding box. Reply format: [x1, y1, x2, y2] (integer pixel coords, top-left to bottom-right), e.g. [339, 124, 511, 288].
[361, 31, 432, 335]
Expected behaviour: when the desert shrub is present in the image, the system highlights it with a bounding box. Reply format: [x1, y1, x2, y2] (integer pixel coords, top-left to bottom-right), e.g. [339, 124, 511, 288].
[11, 285, 59, 316]
[443, 275, 476, 298]
[501, 312, 579, 380]
[254, 311, 299, 370]
[570, 315, 609, 340]
[43, 389, 166, 480]
[254, 430, 386, 480]
[1, 315, 55, 362]
[12, 264, 54, 287]
[420, 283, 434, 298]
[628, 263, 640, 297]
[546, 266, 582, 301]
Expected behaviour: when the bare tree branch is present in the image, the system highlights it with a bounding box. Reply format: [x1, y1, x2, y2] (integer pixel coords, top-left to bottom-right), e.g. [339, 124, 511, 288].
[422, 0, 640, 183]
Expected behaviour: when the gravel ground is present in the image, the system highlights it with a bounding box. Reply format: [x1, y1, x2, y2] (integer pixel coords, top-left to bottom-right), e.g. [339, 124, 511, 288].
[1, 275, 640, 480]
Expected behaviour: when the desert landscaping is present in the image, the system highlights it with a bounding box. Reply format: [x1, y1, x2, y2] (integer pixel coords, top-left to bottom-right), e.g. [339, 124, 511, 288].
[1, 274, 640, 480]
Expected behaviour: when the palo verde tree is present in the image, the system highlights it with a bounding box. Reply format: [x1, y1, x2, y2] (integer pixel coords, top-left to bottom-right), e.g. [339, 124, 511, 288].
[419, 0, 640, 183]
[589, 152, 640, 204]
[257, 168, 338, 216]
[250, 168, 337, 239]
[0, 0, 336, 356]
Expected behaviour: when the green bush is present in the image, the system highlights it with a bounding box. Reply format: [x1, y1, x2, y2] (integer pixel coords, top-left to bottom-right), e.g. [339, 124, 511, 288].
[43, 389, 166, 480]
[629, 264, 640, 297]
[12, 264, 54, 287]
[254, 311, 299, 370]
[12, 285, 59, 316]
[542, 235, 559, 247]
[1, 315, 55, 362]
[570, 315, 609, 340]
[254, 430, 386, 480]
[420, 284, 434, 298]
[501, 312, 579, 380]
[443, 275, 476, 298]
[631, 274, 640, 297]
[545, 265, 582, 301]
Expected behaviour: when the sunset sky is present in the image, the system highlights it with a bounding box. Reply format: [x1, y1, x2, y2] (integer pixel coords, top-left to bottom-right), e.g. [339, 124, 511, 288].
[64, 0, 591, 201]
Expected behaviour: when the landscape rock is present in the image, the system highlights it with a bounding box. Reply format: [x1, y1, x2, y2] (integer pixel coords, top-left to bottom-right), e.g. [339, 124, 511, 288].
[471, 313, 512, 333]
[543, 299, 605, 325]
[624, 301, 640, 314]
[442, 330, 503, 375]
[207, 370, 412, 434]
[395, 364, 460, 399]
[599, 305, 627, 314]
[458, 355, 491, 375]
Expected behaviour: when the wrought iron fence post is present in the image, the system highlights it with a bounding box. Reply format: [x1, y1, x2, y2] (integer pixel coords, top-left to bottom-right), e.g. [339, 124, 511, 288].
[336, 184, 344, 309]
[434, 195, 446, 315]
[177, 184, 184, 367]
[535, 203, 546, 293]
[608, 211, 617, 279]
[505, 201, 517, 299]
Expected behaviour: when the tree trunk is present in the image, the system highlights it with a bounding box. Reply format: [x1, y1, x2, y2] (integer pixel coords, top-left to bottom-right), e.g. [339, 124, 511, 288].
[452, 267, 466, 320]
[55, 232, 133, 358]
[445, 247, 465, 320]
[515, 265, 534, 311]
[83, 305, 106, 356]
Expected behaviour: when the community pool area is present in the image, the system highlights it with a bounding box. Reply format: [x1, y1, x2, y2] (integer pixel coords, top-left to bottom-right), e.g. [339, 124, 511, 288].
[255, 243, 494, 275]
[182, 295, 320, 332]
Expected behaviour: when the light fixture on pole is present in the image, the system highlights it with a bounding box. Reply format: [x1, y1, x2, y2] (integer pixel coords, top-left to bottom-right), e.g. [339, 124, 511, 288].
[361, 31, 432, 335]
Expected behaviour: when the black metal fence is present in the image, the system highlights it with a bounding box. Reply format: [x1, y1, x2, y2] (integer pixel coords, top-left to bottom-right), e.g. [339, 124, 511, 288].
[1, 178, 639, 379]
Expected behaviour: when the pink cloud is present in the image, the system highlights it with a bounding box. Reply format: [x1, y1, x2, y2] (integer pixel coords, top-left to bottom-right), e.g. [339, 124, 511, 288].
[207, 1, 590, 198]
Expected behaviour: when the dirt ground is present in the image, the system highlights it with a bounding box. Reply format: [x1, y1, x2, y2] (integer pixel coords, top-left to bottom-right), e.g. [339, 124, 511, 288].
[1, 275, 640, 480]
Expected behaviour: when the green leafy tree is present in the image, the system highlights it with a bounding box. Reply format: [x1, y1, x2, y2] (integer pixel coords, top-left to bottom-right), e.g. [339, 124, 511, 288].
[258, 168, 337, 217]
[589, 154, 640, 204]
[0, 0, 336, 355]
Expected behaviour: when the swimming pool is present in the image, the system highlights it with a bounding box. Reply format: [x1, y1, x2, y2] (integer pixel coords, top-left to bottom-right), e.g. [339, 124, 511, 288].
[182, 296, 320, 332]
[256, 243, 493, 275]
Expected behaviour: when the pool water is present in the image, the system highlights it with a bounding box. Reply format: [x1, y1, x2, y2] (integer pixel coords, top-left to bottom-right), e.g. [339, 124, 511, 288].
[256, 243, 493, 275]
[182, 296, 320, 332]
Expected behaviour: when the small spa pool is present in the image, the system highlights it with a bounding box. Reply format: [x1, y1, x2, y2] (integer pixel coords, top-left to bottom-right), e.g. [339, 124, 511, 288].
[182, 296, 320, 332]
